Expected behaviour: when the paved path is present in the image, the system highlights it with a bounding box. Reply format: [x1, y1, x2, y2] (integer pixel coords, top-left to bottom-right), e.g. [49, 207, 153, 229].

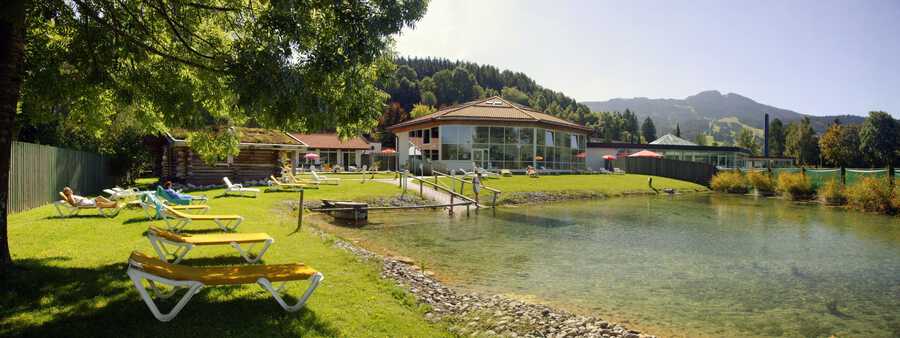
[375, 178, 477, 216]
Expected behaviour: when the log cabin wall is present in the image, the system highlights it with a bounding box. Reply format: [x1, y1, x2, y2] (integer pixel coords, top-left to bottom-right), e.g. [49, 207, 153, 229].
[162, 145, 281, 185]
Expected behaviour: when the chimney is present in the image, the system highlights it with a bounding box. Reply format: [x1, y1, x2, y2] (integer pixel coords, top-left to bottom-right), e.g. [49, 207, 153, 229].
[764, 113, 769, 157]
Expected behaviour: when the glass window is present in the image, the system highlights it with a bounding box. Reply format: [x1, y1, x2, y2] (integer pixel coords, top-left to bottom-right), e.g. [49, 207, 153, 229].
[458, 143, 472, 160]
[520, 145, 533, 162]
[458, 126, 474, 144]
[490, 127, 505, 144]
[423, 131, 430, 144]
[441, 126, 458, 144]
[545, 130, 554, 146]
[431, 127, 439, 138]
[490, 145, 504, 161]
[505, 128, 518, 144]
[570, 134, 578, 149]
[441, 144, 457, 160]
[520, 128, 533, 145]
[536, 129, 545, 145]
[504, 145, 518, 162]
[475, 127, 490, 143]
[408, 131, 414, 137]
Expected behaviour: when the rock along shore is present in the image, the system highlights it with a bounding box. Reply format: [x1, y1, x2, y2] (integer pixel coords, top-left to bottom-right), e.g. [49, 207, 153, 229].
[326, 233, 657, 338]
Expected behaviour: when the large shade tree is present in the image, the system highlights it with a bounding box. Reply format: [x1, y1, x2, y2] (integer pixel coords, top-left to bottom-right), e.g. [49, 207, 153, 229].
[859, 111, 898, 166]
[0, 0, 428, 273]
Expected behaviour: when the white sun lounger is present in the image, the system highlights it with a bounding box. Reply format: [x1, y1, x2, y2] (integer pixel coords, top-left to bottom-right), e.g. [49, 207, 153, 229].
[223, 177, 260, 197]
[54, 192, 122, 218]
[127, 251, 323, 322]
[310, 169, 340, 185]
[146, 226, 273, 264]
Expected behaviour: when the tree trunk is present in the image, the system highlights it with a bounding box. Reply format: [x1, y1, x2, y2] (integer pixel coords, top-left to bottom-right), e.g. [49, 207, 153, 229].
[0, 0, 26, 275]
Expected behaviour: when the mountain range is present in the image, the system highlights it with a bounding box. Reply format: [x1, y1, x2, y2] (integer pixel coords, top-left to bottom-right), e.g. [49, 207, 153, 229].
[581, 90, 864, 143]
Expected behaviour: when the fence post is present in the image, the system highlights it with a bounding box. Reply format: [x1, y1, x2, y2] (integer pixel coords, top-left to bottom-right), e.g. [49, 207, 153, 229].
[419, 179, 423, 197]
[296, 189, 304, 232]
[449, 194, 454, 215]
[840, 166, 846, 185]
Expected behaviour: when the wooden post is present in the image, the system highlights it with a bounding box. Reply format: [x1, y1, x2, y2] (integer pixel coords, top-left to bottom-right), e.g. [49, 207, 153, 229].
[840, 166, 846, 185]
[449, 194, 454, 215]
[419, 178, 423, 197]
[296, 189, 304, 232]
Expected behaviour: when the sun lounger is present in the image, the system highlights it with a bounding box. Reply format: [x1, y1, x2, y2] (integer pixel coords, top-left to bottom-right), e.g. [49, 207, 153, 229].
[140, 193, 210, 220]
[127, 251, 323, 322]
[103, 187, 141, 200]
[223, 177, 260, 197]
[159, 204, 242, 232]
[54, 192, 121, 218]
[268, 175, 317, 191]
[613, 168, 627, 175]
[310, 169, 340, 185]
[156, 186, 207, 205]
[146, 226, 273, 264]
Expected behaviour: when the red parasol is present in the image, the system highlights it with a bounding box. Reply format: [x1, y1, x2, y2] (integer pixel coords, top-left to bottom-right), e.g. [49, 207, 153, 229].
[304, 153, 320, 160]
[627, 150, 663, 158]
[534, 156, 544, 161]
[602, 155, 617, 160]
[576, 152, 587, 158]
[380, 148, 396, 154]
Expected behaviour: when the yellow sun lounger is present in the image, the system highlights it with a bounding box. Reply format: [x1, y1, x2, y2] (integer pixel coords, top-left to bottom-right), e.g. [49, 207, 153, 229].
[140, 193, 210, 220]
[162, 205, 243, 232]
[268, 175, 318, 191]
[147, 226, 273, 264]
[54, 192, 121, 218]
[127, 251, 324, 322]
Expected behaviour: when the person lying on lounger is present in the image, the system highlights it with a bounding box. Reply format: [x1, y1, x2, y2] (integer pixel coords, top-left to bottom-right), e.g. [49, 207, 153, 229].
[163, 181, 202, 200]
[62, 187, 117, 208]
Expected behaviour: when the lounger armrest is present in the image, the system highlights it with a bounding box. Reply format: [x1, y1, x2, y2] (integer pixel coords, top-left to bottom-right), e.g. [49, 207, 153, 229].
[233, 183, 243, 188]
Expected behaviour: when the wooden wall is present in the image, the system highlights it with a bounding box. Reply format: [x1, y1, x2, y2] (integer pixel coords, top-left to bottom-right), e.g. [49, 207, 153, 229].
[161, 145, 282, 185]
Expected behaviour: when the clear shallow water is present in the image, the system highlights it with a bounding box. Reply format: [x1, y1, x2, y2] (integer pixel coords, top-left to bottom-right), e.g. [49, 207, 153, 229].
[332, 194, 900, 337]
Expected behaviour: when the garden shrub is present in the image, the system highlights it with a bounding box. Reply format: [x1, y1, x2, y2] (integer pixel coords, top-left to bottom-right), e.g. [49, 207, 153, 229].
[819, 179, 846, 205]
[846, 177, 896, 214]
[710, 171, 748, 194]
[746, 171, 775, 194]
[777, 172, 814, 200]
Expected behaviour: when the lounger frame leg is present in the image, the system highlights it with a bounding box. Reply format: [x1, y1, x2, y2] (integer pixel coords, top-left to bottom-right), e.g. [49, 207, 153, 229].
[230, 239, 273, 263]
[214, 217, 243, 232]
[54, 201, 79, 217]
[148, 234, 195, 264]
[128, 268, 204, 322]
[164, 217, 192, 232]
[257, 272, 324, 312]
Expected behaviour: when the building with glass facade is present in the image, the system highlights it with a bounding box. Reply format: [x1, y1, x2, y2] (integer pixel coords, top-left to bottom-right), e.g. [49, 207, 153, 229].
[586, 134, 755, 169]
[388, 97, 592, 172]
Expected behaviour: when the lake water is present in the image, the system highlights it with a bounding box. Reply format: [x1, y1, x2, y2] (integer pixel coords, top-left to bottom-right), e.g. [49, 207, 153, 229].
[327, 194, 900, 337]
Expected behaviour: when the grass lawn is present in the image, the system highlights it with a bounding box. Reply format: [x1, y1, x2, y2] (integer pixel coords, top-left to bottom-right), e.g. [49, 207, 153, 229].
[293, 172, 398, 180]
[1, 181, 447, 337]
[436, 174, 707, 202]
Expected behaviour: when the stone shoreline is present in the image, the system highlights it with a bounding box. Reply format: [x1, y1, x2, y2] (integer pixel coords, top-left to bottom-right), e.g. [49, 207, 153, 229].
[322, 230, 657, 338]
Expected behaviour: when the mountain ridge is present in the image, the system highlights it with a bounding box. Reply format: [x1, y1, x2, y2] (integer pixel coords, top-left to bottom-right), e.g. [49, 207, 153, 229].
[581, 90, 865, 142]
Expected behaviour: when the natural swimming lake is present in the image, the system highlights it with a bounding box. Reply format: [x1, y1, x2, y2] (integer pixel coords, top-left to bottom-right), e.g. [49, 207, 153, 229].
[326, 194, 900, 337]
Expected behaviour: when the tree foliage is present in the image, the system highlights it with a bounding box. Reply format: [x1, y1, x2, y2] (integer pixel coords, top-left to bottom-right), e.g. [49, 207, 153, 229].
[859, 111, 899, 166]
[785, 117, 820, 165]
[641, 117, 656, 143]
[768, 118, 786, 157]
[409, 103, 436, 118]
[819, 123, 863, 167]
[735, 128, 760, 155]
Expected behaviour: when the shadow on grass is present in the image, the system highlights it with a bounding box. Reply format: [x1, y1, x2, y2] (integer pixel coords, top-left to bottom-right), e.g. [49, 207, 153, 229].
[1, 257, 338, 337]
[123, 217, 155, 224]
[212, 194, 258, 199]
[44, 214, 111, 220]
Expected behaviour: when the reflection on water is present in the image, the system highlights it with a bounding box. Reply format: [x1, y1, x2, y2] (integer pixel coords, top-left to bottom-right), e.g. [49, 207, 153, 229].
[333, 194, 900, 337]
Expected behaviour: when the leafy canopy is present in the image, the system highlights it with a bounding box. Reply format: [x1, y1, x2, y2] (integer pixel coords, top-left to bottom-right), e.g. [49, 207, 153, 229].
[21, 0, 428, 162]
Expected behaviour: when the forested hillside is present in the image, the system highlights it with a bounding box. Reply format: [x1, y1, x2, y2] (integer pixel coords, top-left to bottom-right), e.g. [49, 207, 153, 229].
[375, 57, 595, 143]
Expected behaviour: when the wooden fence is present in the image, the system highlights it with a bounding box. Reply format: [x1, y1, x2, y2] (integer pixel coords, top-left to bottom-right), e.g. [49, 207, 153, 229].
[613, 157, 718, 186]
[8, 142, 119, 213]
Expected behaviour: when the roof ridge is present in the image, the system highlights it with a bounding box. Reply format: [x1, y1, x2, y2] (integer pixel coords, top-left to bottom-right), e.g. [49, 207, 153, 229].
[496, 96, 540, 122]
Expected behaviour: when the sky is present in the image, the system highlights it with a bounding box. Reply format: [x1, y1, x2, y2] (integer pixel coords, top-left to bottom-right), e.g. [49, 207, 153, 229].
[394, 0, 900, 117]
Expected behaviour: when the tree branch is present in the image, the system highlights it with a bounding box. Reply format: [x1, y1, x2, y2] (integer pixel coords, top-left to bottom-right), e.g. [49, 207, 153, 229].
[70, 0, 224, 73]
[149, 0, 216, 60]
